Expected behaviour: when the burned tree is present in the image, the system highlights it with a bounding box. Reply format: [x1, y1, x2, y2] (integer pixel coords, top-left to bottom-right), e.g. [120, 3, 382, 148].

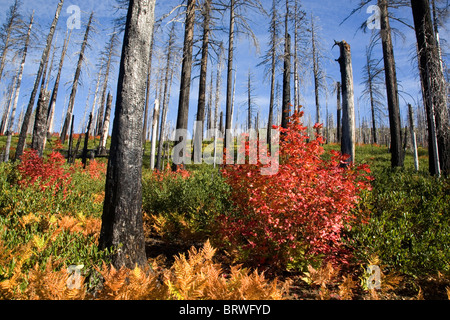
[98, 0, 156, 269]
[15, 0, 63, 161]
[60, 11, 94, 144]
[411, 0, 449, 176]
[336, 40, 356, 166]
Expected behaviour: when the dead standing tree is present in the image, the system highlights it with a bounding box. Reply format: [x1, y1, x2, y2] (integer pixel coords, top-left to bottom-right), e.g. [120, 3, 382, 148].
[336, 40, 356, 167]
[60, 12, 94, 144]
[98, 0, 157, 269]
[411, 0, 449, 176]
[173, 0, 197, 170]
[4, 12, 33, 162]
[14, 0, 64, 161]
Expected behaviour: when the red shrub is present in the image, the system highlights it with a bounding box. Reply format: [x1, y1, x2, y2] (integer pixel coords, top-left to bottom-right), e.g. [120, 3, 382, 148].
[218, 110, 372, 270]
[17, 150, 72, 195]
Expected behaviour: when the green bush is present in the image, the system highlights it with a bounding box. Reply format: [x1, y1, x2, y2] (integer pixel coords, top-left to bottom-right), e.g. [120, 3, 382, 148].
[142, 165, 232, 242]
[348, 168, 450, 276]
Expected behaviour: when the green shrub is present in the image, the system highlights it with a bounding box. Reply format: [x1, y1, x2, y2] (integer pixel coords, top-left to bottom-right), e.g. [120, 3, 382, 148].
[142, 165, 232, 242]
[348, 168, 450, 276]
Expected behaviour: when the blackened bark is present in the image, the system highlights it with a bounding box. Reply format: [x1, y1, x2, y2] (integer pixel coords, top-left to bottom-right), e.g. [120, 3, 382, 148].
[82, 113, 92, 168]
[193, 0, 212, 164]
[173, 0, 196, 170]
[98, 0, 156, 269]
[411, 0, 449, 176]
[281, 34, 291, 130]
[336, 81, 342, 143]
[224, 0, 235, 155]
[378, 0, 403, 167]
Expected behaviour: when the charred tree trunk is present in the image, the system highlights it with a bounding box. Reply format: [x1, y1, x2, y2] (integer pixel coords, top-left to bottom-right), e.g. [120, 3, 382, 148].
[336, 40, 356, 166]
[173, 0, 196, 170]
[60, 12, 94, 144]
[336, 81, 342, 143]
[67, 114, 74, 163]
[378, 0, 403, 168]
[193, 0, 212, 164]
[411, 0, 449, 176]
[14, 0, 63, 161]
[82, 113, 92, 168]
[224, 0, 235, 157]
[281, 34, 291, 130]
[98, 0, 156, 269]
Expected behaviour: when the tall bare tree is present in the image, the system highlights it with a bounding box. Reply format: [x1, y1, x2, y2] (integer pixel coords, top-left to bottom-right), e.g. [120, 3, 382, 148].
[258, 0, 281, 146]
[98, 0, 156, 269]
[411, 0, 449, 176]
[221, 0, 263, 154]
[378, 0, 404, 167]
[14, 0, 63, 161]
[47, 30, 72, 139]
[0, 0, 23, 84]
[336, 40, 356, 166]
[361, 35, 385, 145]
[4, 12, 33, 162]
[60, 11, 94, 144]
[193, 0, 212, 164]
[281, 0, 291, 130]
[173, 0, 197, 170]
[156, 23, 177, 171]
[95, 30, 120, 137]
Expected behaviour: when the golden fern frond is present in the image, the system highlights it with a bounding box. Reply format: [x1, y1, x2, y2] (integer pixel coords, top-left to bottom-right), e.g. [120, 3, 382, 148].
[338, 275, 356, 300]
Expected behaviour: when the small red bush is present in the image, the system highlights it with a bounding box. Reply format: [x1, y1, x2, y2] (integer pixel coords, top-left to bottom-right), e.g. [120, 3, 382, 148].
[218, 110, 372, 270]
[17, 150, 72, 195]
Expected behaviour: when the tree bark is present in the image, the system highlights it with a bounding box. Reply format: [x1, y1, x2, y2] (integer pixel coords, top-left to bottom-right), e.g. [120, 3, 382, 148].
[337, 40, 356, 166]
[193, 0, 212, 164]
[378, 0, 403, 168]
[82, 113, 92, 168]
[173, 0, 196, 170]
[224, 0, 235, 157]
[336, 81, 342, 143]
[98, 0, 156, 269]
[60, 12, 94, 144]
[411, 0, 449, 176]
[14, 0, 63, 161]
[281, 34, 291, 130]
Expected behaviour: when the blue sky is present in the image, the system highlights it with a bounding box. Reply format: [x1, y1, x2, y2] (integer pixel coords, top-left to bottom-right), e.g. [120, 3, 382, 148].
[0, 0, 448, 136]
